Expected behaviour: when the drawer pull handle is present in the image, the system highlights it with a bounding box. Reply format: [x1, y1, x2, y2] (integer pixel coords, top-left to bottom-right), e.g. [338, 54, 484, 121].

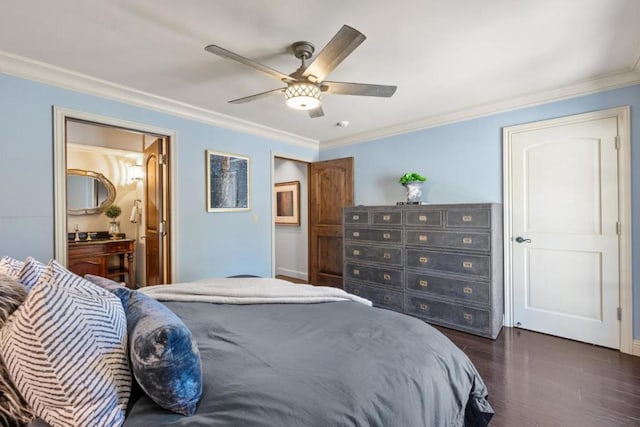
[383, 295, 391, 302]
[353, 269, 360, 276]
[419, 280, 428, 287]
[353, 289, 360, 295]
[463, 287, 473, 294]
[353, 215, 360, 220]
[462, 261, 473, 269]
[419, 256, 429, 264]
[463, 313, 473, 321]
[383, 253, 391, 259]
[352, 250, 360, 256]
[462, 237, 473, 244]
[382, 215, 391, 221]
[419, 235, 428, 242]
[382, 233, 391, 239]
[419, 303, 429, 311]
[383, 274, 391, 281]
[353, 231, 360, 237]
[462, 215, 472, 222]
[419, 215, 428, 222]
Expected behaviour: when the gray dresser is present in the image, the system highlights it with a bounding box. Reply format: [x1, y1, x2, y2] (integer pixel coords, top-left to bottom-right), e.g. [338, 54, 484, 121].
[343, 203, 503, 339]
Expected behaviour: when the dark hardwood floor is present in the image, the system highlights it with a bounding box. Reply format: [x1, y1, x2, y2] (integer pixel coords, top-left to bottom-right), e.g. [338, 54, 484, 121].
[276, 274, 308, 284]
[436, 326, 640, 426]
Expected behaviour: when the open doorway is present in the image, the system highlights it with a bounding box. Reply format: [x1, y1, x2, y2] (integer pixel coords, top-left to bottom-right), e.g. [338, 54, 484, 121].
[53, 108, 175, 287]
[273, 157, 309, 283]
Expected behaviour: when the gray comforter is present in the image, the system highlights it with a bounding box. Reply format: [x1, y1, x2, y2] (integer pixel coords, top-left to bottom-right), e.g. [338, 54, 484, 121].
[123, 300, 493, 426]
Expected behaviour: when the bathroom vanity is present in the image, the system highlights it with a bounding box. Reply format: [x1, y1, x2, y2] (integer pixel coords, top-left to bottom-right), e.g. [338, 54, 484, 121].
[68, 238, 135, 287]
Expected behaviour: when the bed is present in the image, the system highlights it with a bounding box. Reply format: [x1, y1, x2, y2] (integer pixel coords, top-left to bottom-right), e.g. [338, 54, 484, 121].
[121, 278, 494, 426]
[1, 260, 493, 427]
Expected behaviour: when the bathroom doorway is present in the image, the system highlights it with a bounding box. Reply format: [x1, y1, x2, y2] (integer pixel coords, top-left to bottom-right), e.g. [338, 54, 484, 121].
[53, 108, 175, 287]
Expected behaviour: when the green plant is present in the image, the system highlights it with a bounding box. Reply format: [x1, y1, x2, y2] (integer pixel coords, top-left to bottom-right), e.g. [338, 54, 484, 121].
[399, 172, 427, 184]
[104, 204, 122, 219]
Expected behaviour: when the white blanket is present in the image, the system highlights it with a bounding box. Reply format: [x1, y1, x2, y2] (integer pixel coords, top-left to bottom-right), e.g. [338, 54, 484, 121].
[139, 277, 372, 306]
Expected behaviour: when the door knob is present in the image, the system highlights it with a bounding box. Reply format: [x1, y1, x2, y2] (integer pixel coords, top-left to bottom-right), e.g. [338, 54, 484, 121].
[515, 236, 531, 243]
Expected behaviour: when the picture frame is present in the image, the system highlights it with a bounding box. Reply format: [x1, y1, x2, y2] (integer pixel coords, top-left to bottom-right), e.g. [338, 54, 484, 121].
[206, 150, 250, 212]
[274, 181, 300, 225]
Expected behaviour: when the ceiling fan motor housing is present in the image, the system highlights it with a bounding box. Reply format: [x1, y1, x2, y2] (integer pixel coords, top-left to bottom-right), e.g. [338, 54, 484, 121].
[291, 41, 315, 60]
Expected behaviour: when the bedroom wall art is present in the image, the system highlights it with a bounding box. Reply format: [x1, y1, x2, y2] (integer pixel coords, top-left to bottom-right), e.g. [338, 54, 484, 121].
[206, 150, 250, 212]
[274, 181, 300, 225]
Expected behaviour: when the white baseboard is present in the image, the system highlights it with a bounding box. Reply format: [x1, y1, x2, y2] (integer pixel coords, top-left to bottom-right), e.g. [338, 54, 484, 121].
[633, 340, 640, 357]
[276, 267, 308, 281]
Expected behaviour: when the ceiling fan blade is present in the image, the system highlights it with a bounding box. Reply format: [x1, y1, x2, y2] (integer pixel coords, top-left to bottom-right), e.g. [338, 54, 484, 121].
[322, 81, 397, 97]
[228, 88, 285, 104]
[302, 25, 366, 83]
[205, 45, 293, 82]
[308, 105, 324, 118]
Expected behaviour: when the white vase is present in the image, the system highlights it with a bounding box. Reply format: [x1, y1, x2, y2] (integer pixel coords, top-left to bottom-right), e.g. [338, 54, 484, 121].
[403, 181, 423, 203]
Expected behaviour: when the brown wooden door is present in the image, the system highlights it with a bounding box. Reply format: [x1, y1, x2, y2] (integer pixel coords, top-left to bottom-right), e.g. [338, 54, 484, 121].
[144, 137, 170, 285]
[308, 157, 354, 288]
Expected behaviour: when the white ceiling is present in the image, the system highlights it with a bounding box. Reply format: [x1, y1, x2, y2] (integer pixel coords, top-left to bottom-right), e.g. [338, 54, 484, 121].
[1, 0, 639, 146]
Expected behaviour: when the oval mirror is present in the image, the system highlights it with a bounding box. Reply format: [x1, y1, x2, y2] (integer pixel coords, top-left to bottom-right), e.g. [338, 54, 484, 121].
[67, 169, 116, 215]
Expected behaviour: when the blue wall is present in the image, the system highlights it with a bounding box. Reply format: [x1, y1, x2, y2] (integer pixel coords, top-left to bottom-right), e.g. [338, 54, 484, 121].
[0, 73, 317, 281]
[2, 70, 638, 337]
[320, 83, 640, 337]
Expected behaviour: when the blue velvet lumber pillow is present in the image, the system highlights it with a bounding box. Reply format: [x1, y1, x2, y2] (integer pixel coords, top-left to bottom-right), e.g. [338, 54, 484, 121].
[84, 274, 126, 292]
[122, 289, 203, 416]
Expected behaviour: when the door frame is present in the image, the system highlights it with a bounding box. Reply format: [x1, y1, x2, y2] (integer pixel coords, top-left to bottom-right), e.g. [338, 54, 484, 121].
[502, 106, 632, 353]
[53, 106, 179, 283]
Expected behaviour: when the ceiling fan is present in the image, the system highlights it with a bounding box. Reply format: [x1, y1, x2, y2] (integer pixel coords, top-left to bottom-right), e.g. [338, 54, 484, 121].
[204, 25, 397, 118]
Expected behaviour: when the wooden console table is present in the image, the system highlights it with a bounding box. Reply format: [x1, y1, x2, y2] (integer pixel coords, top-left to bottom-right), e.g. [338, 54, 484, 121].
[68, 239, 135, 288]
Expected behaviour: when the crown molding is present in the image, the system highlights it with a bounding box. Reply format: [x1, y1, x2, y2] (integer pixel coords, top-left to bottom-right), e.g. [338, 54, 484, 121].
[0, 50, 318, 150]
[321, 67, 640, 149]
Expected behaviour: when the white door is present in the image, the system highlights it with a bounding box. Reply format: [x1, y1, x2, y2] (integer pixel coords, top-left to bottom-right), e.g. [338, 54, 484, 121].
[509, 116, 620, 349]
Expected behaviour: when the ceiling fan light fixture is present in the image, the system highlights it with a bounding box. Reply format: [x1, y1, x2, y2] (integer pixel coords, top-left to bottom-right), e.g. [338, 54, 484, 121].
[285, 82, 321, 110]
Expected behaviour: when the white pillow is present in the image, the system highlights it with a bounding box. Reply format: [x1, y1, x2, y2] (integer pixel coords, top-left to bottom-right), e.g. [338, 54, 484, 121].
[0, 256, 24, 279]
[0, 261, 131, 427]
[16, 256, 47, 289]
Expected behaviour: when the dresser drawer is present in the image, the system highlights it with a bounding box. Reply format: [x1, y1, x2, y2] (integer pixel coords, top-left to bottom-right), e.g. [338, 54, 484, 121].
[344, 210, 369, 224]
[344, 263, 403, 289]
[446, 208, 490, 229]
[344, 227, 402, 244]
[371, 210, 402, 226]
[406, 295, 490, 333]
[405, 230, 490, 252]
[406, 249, 491, 279]
[344, 244, 402, 266]
[345, 281, 402, 312]
[405, 272, 490, 305]
[105, 240, 134, 254]
[405, 209, 443, 227]
[68, 244, 104, 257]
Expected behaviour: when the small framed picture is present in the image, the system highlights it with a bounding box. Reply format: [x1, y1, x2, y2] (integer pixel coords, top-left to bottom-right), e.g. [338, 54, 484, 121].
[206, 150, 250, 212]
[274, 181, 300, 225]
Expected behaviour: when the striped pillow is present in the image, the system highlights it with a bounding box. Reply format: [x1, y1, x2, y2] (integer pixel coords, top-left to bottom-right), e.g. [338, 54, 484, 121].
[0, 256, 24, 279]
[0, 274, 35, 425]
[16, 257, 47, 289]
[0, 263, 131, 427]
